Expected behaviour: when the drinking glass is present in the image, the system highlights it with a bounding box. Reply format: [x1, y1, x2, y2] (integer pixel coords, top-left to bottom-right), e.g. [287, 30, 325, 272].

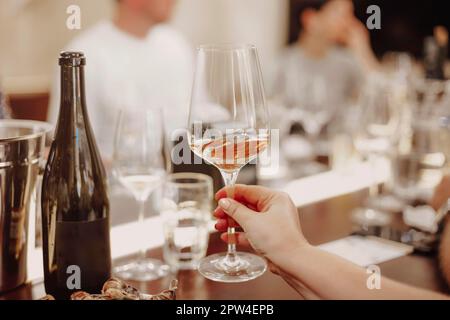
[392, 79, 450, 203]
[161, 173, 213, 271]
[188, 44, 270, 282]
[112, 109, 169, 281]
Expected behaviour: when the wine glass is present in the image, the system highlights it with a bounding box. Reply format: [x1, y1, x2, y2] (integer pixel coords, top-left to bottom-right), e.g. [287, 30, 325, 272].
[188, 44, 270, 282]
[112, 109, 169, 281]
[351, 73, 403, 227]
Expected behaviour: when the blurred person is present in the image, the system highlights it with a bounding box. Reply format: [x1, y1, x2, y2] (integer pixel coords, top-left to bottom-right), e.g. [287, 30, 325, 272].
[271, 0, 379, 107]
[214, 184, 450, 299]
[48, 0, 193, 158]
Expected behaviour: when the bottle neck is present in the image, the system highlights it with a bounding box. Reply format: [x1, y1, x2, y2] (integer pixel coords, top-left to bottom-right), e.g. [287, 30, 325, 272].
[56, 65, 88, 136]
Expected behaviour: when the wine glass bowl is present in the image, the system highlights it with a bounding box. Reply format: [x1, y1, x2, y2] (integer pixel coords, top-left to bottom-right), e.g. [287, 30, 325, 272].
[353, 73, 402, 157]
[188, 44, 270, 282]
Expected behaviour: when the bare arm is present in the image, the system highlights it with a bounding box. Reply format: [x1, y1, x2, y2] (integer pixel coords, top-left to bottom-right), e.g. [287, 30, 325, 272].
[274, 244, 448, 300]
[215, 185, 449, 300]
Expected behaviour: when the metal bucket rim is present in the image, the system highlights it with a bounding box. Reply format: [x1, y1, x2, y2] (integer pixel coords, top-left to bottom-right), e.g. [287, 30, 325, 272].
[0, 119, 53, 143]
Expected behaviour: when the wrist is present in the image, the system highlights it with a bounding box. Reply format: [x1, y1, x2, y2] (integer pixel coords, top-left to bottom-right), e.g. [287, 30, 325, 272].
[267, 238, 311, 268]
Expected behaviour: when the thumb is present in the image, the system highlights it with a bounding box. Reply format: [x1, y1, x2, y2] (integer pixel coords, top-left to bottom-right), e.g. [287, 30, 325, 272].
[218, 198, 254, 227]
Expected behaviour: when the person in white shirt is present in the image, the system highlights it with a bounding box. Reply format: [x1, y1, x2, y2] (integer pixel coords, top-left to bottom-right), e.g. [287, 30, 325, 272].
[48, 0, 193, 159]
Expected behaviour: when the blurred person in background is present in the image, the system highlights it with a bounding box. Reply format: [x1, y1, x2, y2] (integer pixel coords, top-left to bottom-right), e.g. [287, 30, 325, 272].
[270, 0, 379, 108]
[214, 184, 450, 299]
[48, 0, 193, 159]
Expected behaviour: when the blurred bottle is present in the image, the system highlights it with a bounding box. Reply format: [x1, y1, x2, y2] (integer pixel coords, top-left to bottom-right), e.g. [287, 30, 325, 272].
[424, 26, 448, 80]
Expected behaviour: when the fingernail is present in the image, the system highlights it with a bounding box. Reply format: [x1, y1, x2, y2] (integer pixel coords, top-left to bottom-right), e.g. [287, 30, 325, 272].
[218, 198, 230, 209]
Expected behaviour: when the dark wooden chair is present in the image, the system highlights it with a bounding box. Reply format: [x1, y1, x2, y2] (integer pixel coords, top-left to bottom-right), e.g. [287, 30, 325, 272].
[7, 92, 49, 121]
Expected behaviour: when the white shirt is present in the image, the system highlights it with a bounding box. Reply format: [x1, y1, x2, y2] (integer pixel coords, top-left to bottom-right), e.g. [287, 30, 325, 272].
[48, 21, 193, 158]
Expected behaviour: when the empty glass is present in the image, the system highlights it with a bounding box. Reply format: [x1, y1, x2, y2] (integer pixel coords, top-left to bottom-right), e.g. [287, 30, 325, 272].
[161, 173, 213, 271]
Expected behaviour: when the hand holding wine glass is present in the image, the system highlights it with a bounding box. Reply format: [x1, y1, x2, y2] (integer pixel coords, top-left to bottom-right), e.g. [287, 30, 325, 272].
[213, 185, 306, 261]
[188, 44, 270, 282]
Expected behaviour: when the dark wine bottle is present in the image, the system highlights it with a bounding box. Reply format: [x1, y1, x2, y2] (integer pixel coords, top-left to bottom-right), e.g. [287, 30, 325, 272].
[41, 52, 111, 299]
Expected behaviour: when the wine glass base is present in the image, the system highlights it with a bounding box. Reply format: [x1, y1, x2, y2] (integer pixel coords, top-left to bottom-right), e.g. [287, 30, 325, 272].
[198, 252, 267, 283]
[113, 258, 170, 282]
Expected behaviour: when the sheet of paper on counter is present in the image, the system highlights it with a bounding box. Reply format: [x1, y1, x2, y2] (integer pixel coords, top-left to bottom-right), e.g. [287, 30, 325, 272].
[317, 235, 414, 267]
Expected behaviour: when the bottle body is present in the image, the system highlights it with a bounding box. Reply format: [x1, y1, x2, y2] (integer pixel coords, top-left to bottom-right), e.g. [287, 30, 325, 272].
[41, 52, 111, 299]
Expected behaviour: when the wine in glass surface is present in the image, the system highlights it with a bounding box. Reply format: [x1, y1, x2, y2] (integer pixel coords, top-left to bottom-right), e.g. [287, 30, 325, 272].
[190, 131, 269, 172]
[188, 44, 270, 282]
[112, 110, 169, 281]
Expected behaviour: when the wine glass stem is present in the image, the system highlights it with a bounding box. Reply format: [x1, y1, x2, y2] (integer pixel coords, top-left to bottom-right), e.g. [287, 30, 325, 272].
[137, 197, 147, 262]
[220, 170, 240, 266]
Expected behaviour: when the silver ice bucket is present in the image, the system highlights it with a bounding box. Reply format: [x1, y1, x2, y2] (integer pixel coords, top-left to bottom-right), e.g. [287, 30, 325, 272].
[0, 120, 52, 292]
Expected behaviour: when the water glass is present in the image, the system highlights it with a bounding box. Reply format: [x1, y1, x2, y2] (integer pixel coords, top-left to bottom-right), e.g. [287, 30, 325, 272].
[161, 173, 213, 271]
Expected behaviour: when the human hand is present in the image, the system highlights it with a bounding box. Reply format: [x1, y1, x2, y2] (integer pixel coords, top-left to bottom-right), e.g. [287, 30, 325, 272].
[344, 18, 371, 53]
[342, 18, 379, 71]
[213, 184, 308, 265]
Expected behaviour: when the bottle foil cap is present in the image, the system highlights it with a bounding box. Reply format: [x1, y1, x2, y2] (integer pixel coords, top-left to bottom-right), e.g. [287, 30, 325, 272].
[59, 51, 86, 66]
